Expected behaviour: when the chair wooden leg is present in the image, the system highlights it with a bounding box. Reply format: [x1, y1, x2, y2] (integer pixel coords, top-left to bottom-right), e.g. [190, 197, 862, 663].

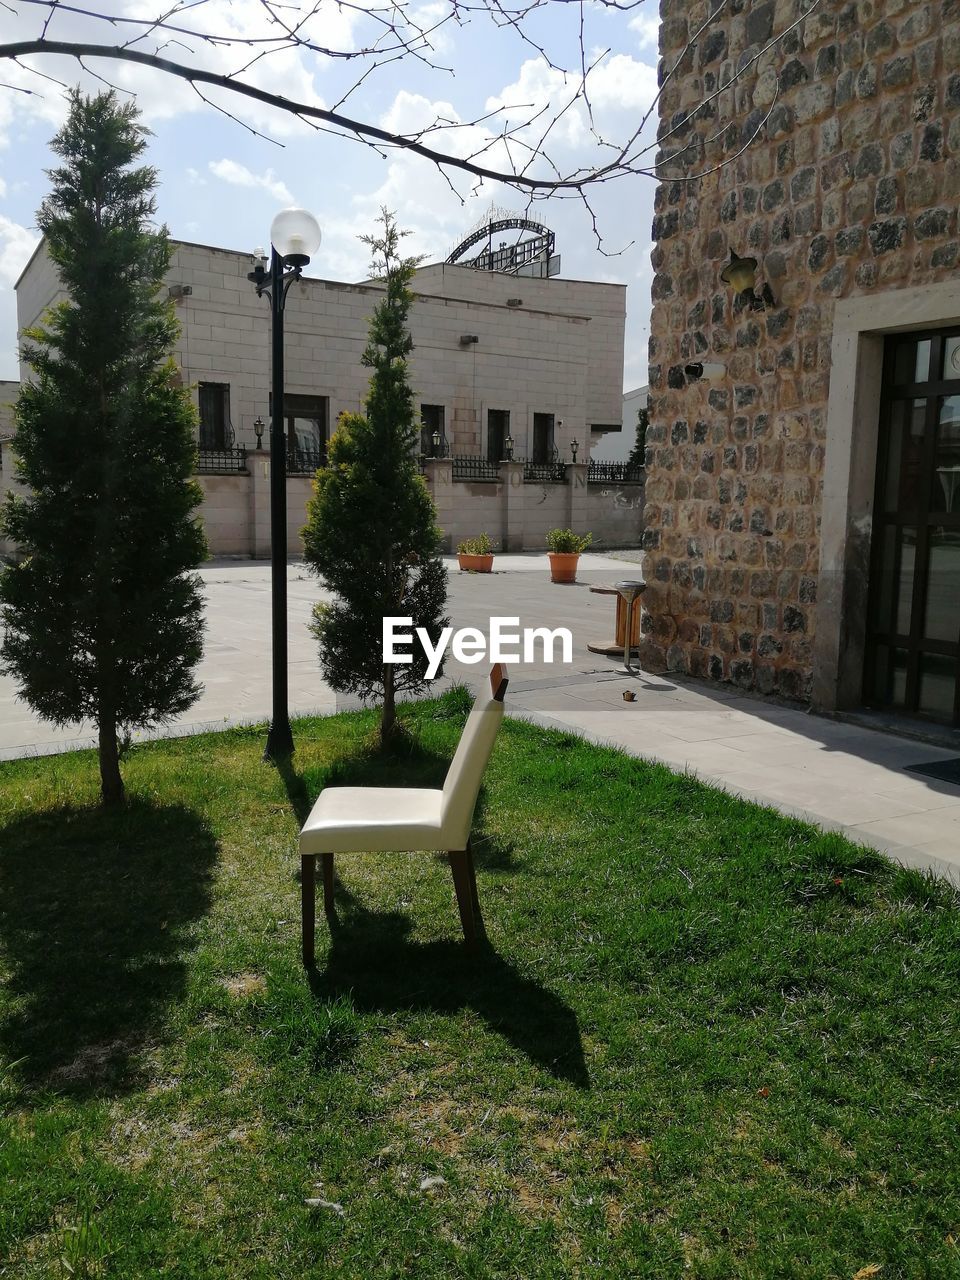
[448, 849, 477, 947]
[466, 842, 485, 938]
[322, 852, 335, 916]
[301, 854, 316, 968]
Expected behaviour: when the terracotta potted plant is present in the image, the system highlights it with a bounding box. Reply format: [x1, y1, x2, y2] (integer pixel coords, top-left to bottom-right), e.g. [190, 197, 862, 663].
[457, 533, 495, 572]
[546, 527, 592, 583]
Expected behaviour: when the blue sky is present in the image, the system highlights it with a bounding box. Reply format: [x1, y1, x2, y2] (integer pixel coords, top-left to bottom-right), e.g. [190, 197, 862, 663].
[0, 2, 659, 389]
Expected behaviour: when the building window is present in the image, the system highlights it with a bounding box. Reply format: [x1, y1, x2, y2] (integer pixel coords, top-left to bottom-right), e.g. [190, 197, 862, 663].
[487, 409, 510, 463]
[421, 404, 446, 455]
[282, 393, 328, 465]
[198, 382, 231, 449]
[532, 412, 555, 463]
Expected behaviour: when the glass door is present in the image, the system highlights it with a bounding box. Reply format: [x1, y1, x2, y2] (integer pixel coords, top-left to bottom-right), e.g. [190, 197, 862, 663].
[864, 330, 960, 726]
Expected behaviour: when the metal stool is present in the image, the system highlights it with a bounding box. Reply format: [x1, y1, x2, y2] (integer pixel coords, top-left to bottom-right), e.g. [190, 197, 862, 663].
[613, 580, 646, 672]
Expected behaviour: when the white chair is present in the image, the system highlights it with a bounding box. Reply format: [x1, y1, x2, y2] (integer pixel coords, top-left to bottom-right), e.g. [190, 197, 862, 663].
[299, 665, 509, 966]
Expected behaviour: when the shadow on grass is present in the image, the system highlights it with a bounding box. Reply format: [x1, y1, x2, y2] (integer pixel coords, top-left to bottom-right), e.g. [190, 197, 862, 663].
[275, 755, 313, 827]
[309, 887, 589, 1089]
[0, 798, 217, 1097]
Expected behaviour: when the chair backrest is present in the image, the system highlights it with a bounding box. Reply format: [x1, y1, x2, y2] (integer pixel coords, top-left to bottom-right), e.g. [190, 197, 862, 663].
[441, 665, 508, 848]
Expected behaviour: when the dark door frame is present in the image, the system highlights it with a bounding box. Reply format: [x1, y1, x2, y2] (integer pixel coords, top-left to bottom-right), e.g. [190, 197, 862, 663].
[863, 327, 960, 726]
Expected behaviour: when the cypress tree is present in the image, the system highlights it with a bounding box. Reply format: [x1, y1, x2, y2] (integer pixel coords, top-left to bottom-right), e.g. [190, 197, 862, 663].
[302, 211, 447, 745]
[0, 90, 207, 806]
[627, 404, 649, 469]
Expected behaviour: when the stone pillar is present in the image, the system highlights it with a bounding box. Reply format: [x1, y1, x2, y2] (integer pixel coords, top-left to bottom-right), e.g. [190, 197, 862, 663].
[423, 457, 454, 552]
[500, 460, 526, 552]
[566, 462, 588, 534]
[248, 447, 272, 560]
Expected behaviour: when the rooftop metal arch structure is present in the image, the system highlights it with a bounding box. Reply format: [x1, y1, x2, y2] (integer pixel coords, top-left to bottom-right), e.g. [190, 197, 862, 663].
[446, 215, 559, 278]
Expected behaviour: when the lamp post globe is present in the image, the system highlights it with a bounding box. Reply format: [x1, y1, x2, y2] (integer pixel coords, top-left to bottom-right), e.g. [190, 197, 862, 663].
[271, 208, 322, 268]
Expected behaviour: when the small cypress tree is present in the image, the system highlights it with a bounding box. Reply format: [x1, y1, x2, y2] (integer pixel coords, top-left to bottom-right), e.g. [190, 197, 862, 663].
[0, 90, 207, 806]
[627, 404, 649, 469]
[303, 210, 447, 745]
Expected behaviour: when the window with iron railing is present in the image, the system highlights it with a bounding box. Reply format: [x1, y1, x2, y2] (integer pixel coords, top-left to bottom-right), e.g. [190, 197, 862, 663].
[267, 392, 329, 471]
[198, 382, 231, 450]
[487, 408, 510, 463]
[420, 403, 446, 457]
[532, 412, 555, 464]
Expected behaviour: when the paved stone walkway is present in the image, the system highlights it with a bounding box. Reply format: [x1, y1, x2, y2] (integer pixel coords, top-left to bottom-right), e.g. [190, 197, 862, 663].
[1, 555, 958, 881]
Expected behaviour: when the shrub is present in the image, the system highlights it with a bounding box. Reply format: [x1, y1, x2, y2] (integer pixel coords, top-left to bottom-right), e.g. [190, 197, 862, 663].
[546, 528, 592, 554]
[456, 533, 494, 556]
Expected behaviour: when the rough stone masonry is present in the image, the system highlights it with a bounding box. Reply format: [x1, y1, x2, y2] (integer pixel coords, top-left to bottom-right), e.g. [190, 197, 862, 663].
[642, 0, 958, 700]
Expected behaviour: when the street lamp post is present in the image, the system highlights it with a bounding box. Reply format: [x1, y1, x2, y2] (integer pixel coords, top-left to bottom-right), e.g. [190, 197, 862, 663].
[248, 208, 322, 762]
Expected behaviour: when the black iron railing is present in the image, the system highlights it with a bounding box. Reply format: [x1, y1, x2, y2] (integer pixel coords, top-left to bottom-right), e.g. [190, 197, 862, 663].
[587, 460, 644, 484]
[523, 457, 567, 484]
[452, 455, 501, 482]
[196, 446, 248, 474]
[286, 448, 326, 475]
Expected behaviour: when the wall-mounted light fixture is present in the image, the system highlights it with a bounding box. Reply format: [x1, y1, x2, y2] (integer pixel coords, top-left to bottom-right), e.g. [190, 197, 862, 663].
[720, 250, 777, 311]
[570, 437, 580, 462]
[504, 433, 515, 461]
[254, 415, 265, 449]
[684, 361, 727, 383]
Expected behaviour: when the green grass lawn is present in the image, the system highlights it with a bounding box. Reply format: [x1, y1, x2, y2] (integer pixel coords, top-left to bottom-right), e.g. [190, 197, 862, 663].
[1, 691, 959, 1278]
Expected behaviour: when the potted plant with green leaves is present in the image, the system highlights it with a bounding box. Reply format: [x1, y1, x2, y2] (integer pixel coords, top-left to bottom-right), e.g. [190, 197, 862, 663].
[546, 527, 591, 583]
[457, 532, 495, 572]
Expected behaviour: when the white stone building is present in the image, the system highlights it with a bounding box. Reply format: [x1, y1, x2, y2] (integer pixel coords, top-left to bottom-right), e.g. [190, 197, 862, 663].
[4, 239, 644, 557]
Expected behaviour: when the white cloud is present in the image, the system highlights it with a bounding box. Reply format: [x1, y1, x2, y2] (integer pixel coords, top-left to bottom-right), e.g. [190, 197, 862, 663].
[628, 9, 661, 52]
[584, 52, 660, 110]
[332, 91, 516, 270]
[209, 159, 294, 204]
[0, 215, 38, 287]
[488, 53, 659, 152]
[408, 1, 459, 57]
[0, 0, 339, 145]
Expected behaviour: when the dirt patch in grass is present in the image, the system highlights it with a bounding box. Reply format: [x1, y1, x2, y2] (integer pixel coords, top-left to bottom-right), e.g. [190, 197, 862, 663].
[47, 1035, 142, 1088]
[220, 972, 267, 998]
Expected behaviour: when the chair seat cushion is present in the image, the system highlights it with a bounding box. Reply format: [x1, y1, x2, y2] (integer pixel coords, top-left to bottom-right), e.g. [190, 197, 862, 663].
[299, 786, 447, 854]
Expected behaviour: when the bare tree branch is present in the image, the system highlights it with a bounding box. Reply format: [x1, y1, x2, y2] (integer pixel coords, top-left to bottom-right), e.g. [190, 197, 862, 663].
[0, 0, 815, 213]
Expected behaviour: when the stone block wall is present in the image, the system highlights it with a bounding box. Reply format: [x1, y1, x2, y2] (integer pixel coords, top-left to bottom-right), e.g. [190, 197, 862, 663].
[424, 460, 643, 554]
[644, 0, 959, 700]
[189, 463, 644, 559]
